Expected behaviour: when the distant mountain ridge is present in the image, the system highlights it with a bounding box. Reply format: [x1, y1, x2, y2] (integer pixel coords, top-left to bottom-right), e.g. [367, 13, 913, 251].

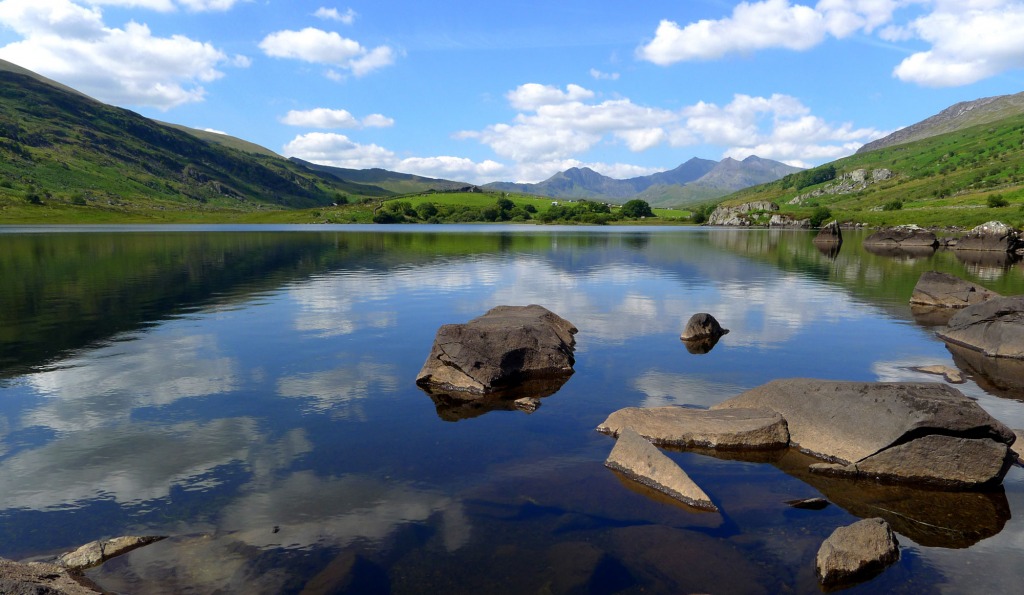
[290, 159, 473, 195]
[483, 156, 800, 207]
[858, 90, 1024, 154]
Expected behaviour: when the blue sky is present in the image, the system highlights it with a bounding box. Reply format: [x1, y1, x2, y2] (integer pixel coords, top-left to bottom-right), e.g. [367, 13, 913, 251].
[2, 1, 1024, 184]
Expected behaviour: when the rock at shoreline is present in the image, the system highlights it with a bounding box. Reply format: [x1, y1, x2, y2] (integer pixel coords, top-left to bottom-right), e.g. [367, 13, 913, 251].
[605, 428, 718, 511]
[416, 305, 577, 395]
[813, 220, 843, 245]
[707, 201, 778, 226]
[816, 518, 899, 588]
[57, 535, 167, 571]
[680, 313, 729, 341]
[909, 271, 1000, 309]
[937, 296, 1024, 360]
[953, 221, 1024, 253]
[863, 225, 938, 248]
[0, 558, 101, 594]
[911, 364, 963, 383]
[597, 406, 789, 450]
[712, 379, 1015, 488]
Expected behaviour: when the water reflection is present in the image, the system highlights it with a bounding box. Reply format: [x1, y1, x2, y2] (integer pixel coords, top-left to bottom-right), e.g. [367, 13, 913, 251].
[420, 374, 573, 421]
[954, 250, 1022, 280]
[947, 343, 1024, 401]
[863, 244, 937, 259]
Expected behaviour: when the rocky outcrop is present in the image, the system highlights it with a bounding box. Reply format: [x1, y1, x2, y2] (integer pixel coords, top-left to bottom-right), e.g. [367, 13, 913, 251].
[712, 379, 1016, 488]
[416, 305, 577, 395]
[0, 558, 101, 594]
[910, 271, 1000, 309]
[863, 225, 938, 248]
[815, 518, 899, 588]
[953, 221, 1024, 253]
[597, 407, 789, 450]
[605, 428, 718, 511]
[790, 169, 893, 205]
[937, 296, 1024, 359]
[813, 220, 843, 245]
[707, 201, 778, 226]
[57, 536, 166, 571]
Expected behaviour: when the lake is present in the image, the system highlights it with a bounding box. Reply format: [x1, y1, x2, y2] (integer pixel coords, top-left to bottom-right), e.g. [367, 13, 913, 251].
[1, 224, 1022, 594]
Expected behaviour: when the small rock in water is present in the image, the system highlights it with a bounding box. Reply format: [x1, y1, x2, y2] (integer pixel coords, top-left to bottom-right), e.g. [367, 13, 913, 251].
[514, 397, 540, 413]
[912, 365, 964, 384]
[680, 313, 729, 341]
[785, 497, 830, 510]
[605, 428, 718, 511]
[816, 518, 899, 588]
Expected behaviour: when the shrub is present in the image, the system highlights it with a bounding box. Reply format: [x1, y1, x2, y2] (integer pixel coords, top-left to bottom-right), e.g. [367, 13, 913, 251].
[988, 194, 1009, 208]
[620, 199, 653, 219]
[882, 199, 903, 211]
[809, 206, 833, 228]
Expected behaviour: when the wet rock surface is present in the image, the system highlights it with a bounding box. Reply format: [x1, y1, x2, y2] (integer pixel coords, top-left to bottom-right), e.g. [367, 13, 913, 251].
[937, 295, 1024, 359]
[947, 342, 1024, 400]
[597, 406, 789, 450]
[813, 220, 843, 245]
[712, 378, 1015, 487]
[953, 221, 1024, 253]
[604, 428, 718, 511]
[416, 305, 577, 394]
[863, 225, 938, 248]
[910, 271, 1000, 309]
[58, 536, 166, 571]
[815, 518, 899, 588]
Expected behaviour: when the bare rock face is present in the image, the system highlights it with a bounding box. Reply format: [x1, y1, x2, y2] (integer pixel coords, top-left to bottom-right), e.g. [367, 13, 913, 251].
[680, 313, 729, 341]
[712, 379, 1015, 488]
[863, 225, 938, 248]
[57, 535, 166, 571]
[597, 407, 789, 450]
[605, 428, 718, 511]
[937, 296, 1024, 360]
[816, 518, 899, 588]
[954, 221, 1024, 253]
[813, 220, 843, 245]
[416, 305, 577, 395]
[0, 558, 100, 595]
[910, 271, 1000, 309]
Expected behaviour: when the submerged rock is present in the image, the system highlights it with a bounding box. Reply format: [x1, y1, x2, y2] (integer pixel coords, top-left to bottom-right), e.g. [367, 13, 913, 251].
[597, 406, 789, 450]
[712, 379, 1015, 488]
[911, 364, 963, 383]
[909, 271, 1000, 309]
[415, 305, 577, 395]
[605, 428, 718, 511]
[57, 535, 166, 571]
[785, 497, 830, 510]
[954, 221, 1024, 253]
[863, 225, 938, 248]
[937, 296, 1024, 360]
[816, 518, 899, 588]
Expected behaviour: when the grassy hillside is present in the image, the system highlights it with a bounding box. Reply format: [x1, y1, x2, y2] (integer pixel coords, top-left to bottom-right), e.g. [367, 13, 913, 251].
[720, 112, 1024, 228]
[292, 159, 471, 194]
[0, 68, 392, 221]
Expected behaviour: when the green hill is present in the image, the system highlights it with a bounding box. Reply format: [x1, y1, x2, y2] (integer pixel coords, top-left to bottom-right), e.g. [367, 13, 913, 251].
[0, 62, 392, 220]
[718, 111, 1024, 228]
[289, 158, 473, 195]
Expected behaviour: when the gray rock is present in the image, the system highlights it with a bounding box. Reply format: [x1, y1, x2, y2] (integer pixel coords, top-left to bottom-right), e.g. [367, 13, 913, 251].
[680, 312, 729, 341]
[707, 201, 779, 226]
[863, 225, 938, 248]
[813, 220, 843, 245]
[57, 535, 166, 571]
[712, 379, 1015, 487]
[816, 518, 899, 588]
[605, 428, 718, 511]
[1013, 430, 1023, 463]
[597, 406, 789, 450]
[416, 305, 577, 394]
[0, 558, 100, 595]
[910, 271, 1000, 308]
[938, 296, 1024, 360]
[954, 221, 1024, 253]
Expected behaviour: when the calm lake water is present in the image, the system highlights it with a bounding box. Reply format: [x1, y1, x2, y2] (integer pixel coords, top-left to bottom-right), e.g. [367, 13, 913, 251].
[1, 224, 1023, 594]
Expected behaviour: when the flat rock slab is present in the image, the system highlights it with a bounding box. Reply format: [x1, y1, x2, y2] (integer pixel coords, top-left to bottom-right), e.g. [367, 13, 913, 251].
[0, 558, 100, 594]
[863, 226, 938, 247]
[712, 379, 1015, 487]
[57, 535, 166, 570]
[911, 364, 963, 383]
[416, 304, 577, 394]
[605, 428, 718, 511]
[816, 518, 899, 588]
[597, 406, 789, 450]
[910, 271, 1000, 309]
[937, 296, 1024, 359]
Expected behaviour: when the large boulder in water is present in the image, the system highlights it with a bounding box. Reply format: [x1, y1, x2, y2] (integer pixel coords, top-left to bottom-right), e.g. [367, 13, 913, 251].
[416, 305, 577, 395]
[954, 221, 1024, 253]
[816, 518, 899, 588]
[596, 406, 789, 450]
[910, 271, 1000, 309]
[605, 428, 718, 511]
[711, 378, 1015, 488]
[937, 296, 1024, 360]
[813, 220, 843, 245]
[863, 225, 938, 248]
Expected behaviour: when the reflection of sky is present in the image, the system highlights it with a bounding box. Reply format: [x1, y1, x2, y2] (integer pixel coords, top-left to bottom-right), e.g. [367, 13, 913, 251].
[277, 360, 398, 418]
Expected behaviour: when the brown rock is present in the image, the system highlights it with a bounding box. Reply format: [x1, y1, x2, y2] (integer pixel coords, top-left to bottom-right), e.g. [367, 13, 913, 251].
[680, 312, 729, 341]
[0, 558, 101, 595]
[605, 428, 718, 511]
[597, 406, 789, 450]
[813, 220, 843, 245]
[863, 225, 938, 248]
[816, 518, 899, 588]
[57, 535, 166, 571]
[937, 296, 1024, 360]
[909, 271, 1000, 309]
[953, 221, 1024, 252]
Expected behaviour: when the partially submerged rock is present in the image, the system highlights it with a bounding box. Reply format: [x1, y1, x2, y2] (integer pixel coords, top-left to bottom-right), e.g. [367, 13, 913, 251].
[712, 379, 1015, 488]
[786, 497, 829, 510]
[57, 535, 166, 571]
[416, 305, 577, 395]
[953, 221, 1024, 253]
[813, 220, 843, 245]
[937, 296, 1024, 360]
[909, 271, 1000, 309]
[680, 312, 729, 341]
[597, 406, 789, 450]
[605, 428, 718, 511]
[425, 375, 570, 421]
[815, 518, 899, 588]
[863, 225, 938, 248]
[0, 558, 100, 594]
[911, 364, 963, 383]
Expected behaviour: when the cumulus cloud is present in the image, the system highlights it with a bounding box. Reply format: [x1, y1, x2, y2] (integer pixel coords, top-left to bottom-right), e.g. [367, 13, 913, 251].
[84, 0, 243, 11]
[281, 107, 394, 129]
[0, 0, 237, 109]
[314, 6, 356, 24]
[259, 27, 395, 77]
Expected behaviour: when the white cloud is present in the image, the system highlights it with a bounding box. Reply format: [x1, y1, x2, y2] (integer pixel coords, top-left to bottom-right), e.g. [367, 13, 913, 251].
[314, 6, 356, 24]
[85, 0, 243, 11]
[259, 27, 395, 77]
[589, 68, 620, 81]
[282, 107, 360, 128]
[0, 0, 235, 109]
[506, 82, 595, 111]
[361, 113, 395, 128]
